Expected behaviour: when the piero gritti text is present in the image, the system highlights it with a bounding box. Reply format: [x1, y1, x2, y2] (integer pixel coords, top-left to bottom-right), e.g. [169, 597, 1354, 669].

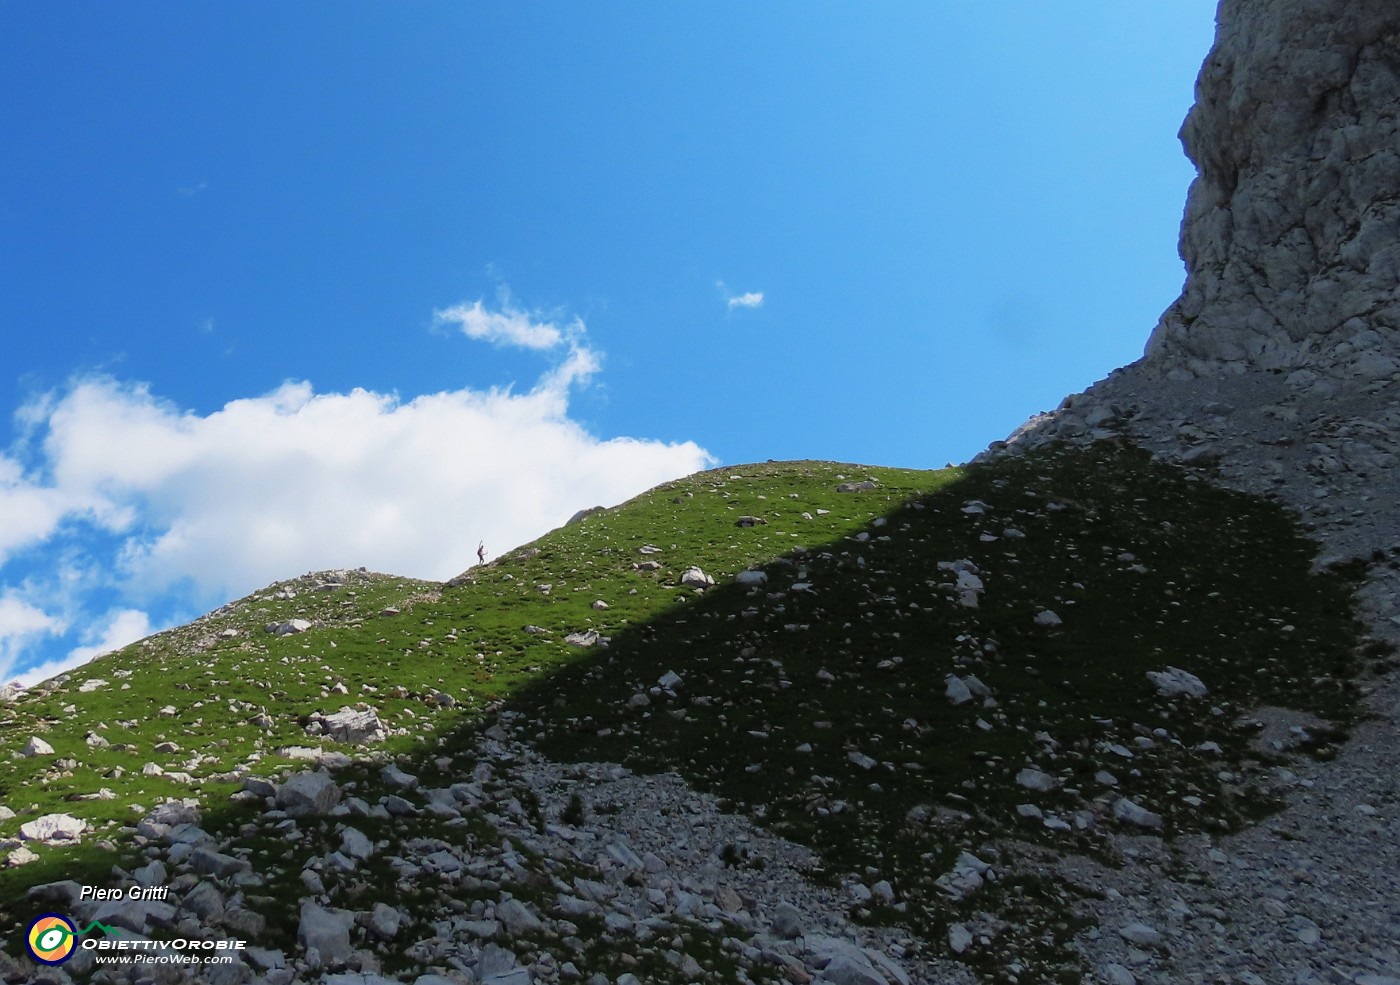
[78, 885, 170, 902]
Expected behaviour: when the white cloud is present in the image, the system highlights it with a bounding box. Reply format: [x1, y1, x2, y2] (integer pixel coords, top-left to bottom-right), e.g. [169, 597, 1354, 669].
[0, 457, 72, 563]
[64, 608, 153, 666]
[434, 298, 571, 352]
[0, 293, 713, 684]
[716, 281, 765, 312]
[29, 377, 710, 601]
[0, 593, 64, 640]
[434, 295, 602, 392]
[13, 608, 153, 687]
[0, 592, 65, 684]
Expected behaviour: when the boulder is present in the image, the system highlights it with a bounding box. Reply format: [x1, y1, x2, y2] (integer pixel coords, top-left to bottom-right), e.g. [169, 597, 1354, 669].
[276, 771, 343, 817]
[1146, 666, 1209, 699]
[298, 901, 354, 968]
[367, 902, 401, 941]
[314, 706, 387, 744]
[19, 813, 87, 844]
[181, 881, 225, 920]
[1113, 796, 1164, 830]
[380, 764, 418, 791]
[494, 897, 543, 935]
[21, 736, 54, 757]
[835, 480, 878, 493]
[340, 826, 374, 860]
[25, 880, 85, 908]
[772, 902, 804, 939]
[935, 851, 991, 901]
[1119, 922, 1165, 949]
[188, 848, 251, 878]
[815, 954, 885, 985]
[1015, 768, 1059, 792]
[680, 566, 714, 589]
[266, 618, 313, 636]
[945, 675, 974, 706]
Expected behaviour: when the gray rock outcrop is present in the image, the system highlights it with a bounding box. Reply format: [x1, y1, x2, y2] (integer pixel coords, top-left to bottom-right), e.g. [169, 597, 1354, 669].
[980, 7, 1400, 982]
[1144, 0, 1400, 381]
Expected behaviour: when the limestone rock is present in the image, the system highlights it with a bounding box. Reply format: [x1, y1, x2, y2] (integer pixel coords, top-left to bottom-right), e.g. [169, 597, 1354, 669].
[1119, 922, 1165, 949]
[298, 901, 354, 968]
[772, 902, 804, 939]
[816, 955, 885, 985]
[266, 618, 313, 636]
[381, 764, 418, 791]
[21, 736, 54, 757]
[340, 827, 374, 860]
[367, 902, 401, 941]
[494, 897, 544, 935]
[19, 813, 87, 844]
[1113, 796, 1164, 830]
[1146, 666, 1209, 699]
[680, 566, 714, 589]
[1144, 1, 1400, 379]
[945, 675, 974, 706]
[276, 771, 343, 817]
[1015, 768, 1059, 793]
[25, 879, 85, 907]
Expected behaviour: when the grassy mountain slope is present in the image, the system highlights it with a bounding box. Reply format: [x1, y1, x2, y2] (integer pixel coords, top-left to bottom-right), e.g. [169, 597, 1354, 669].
[0, 444, 1374, 981]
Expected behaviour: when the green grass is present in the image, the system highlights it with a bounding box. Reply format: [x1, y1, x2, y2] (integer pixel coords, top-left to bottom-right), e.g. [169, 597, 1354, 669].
[0, 446, 1370, 983]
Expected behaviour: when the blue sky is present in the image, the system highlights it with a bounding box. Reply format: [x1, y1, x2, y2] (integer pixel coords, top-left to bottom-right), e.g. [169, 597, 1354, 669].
[0, 3, 1217, 683]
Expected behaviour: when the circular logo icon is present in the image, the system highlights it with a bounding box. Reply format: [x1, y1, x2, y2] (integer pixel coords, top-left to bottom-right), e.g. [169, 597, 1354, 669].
[26, 913, 78, 965]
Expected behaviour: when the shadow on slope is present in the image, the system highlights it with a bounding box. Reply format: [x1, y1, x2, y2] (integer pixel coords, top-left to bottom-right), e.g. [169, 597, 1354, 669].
[0, 447, 1373, 984]
[494, 442, 1367, 977]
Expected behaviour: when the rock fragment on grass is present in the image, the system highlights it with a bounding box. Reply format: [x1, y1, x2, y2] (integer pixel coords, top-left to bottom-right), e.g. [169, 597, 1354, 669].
[945, 675, 974, 706]
[680, 566, 714, 589]
[1113, 796, 1164, 830]
[1146, 666, 1209, 698]
[276, 771, 343, 817]
[21, 736, 54, 757]
[18, 813, 86, 844]
[266, 618, 313, 636]
[312, 707, 387, 744]
[1016, 767, 1059, 792]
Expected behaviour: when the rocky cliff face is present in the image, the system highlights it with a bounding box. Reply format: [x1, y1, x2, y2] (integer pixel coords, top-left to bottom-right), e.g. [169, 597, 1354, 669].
[1144, 0, 1400, 381]
[987, 5, 1400, 981]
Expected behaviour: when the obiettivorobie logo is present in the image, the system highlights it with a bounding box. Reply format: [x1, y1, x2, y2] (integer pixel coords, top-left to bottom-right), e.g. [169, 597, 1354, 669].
[25, 913, 113, 965]
[24, 911, 245, 968]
